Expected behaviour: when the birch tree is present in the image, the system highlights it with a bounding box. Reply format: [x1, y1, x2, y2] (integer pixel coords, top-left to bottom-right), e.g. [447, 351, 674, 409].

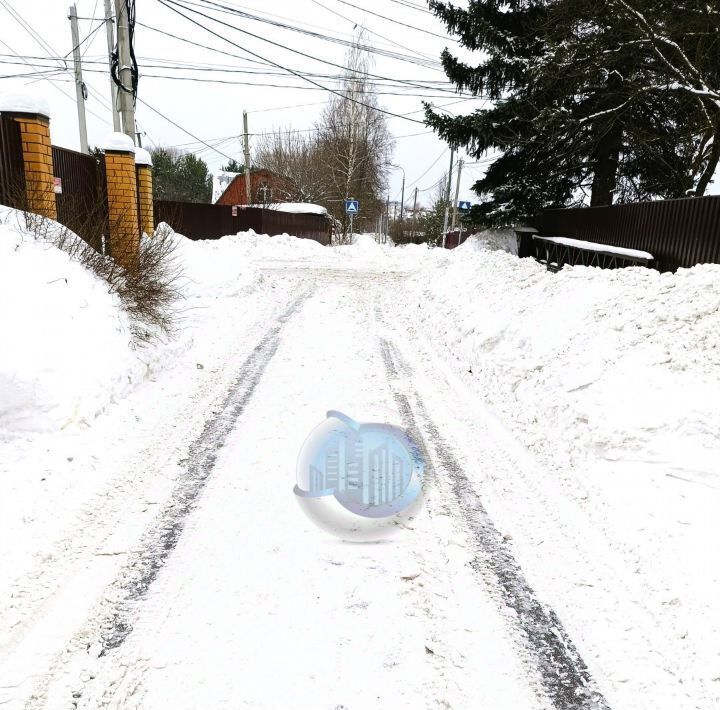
[315, 33, 394, 235]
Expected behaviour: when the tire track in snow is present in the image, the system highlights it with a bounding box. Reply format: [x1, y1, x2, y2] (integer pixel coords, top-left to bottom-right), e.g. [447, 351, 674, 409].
[24, 289, 312, 709]
[379, 337, 610, 710]
[99, 290, 312, 653]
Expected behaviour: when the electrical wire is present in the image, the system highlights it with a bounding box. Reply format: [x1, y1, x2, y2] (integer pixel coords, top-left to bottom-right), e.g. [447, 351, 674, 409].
[164, 0, 456, 95]
[333, 0, 453, 41]
[155, 0, 427, 124]
[136, 95, 244, 162]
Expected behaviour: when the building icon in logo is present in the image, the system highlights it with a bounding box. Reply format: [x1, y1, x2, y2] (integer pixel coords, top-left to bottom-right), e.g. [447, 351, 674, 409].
[294, 411, 424, 539]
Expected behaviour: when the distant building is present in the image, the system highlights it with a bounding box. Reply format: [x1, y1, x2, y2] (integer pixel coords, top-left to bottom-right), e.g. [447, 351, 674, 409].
[215, 168, 294, 206]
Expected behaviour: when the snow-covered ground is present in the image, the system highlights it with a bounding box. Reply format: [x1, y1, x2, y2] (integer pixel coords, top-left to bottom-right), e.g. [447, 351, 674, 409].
[0, 223, 718, 709]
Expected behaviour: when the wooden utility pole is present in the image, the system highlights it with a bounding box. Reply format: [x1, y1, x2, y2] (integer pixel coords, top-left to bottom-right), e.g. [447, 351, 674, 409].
[113, 0, 135, 141]
[68, 4, 89, 154]
[451, 158, 464, 231]
[410, 186, 418, 240]
[243, 110, 252, 205]
[104, 0, 121, 132]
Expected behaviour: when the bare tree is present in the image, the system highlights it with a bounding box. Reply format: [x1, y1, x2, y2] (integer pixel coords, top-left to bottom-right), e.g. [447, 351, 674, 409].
[253, 129, 331, 204]
[315, 31, 394, 235]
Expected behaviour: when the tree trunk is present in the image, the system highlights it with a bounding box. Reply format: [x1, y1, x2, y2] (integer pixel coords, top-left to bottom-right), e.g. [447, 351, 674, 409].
[590, 124, 622, 207]
[694, 120, 720, 196]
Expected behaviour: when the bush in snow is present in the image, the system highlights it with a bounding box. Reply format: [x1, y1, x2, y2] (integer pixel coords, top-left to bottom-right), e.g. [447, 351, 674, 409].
[8, 209, 184, 343]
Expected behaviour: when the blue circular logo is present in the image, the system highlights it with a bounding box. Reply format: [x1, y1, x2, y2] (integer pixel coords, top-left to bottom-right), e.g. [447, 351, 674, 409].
[294, 411, 425, 541]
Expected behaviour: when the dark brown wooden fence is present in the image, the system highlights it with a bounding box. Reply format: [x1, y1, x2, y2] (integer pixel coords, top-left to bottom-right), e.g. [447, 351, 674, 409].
[52, 146, 106, 251]
[0, 115, 24, 208]
[535, 196, 720, 272]
[154, 201, 331, 245]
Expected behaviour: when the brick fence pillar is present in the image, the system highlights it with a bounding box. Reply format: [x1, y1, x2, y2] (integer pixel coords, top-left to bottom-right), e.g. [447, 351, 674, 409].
[0, 92, 56, 219]
[104, 132, 139, 270]
[134, 147, 154, 236]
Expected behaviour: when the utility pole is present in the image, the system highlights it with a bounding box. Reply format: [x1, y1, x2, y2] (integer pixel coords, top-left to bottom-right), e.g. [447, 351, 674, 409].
[451, 158, 464, 231]
[243, 110, 252, 205]
[104, 0, 121, 132]
[385, 193, 390, 243]
[114, 0, 135, 141]
[135, 120, 143, 148]
[442, 148, 455, 248]
[68, 5, 88, 154]
[399, 170, 405, 232]
[410, 186, 418, 240]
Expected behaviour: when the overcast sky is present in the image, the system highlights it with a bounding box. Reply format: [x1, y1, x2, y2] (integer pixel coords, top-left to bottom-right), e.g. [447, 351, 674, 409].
[0, 0, 492, 208]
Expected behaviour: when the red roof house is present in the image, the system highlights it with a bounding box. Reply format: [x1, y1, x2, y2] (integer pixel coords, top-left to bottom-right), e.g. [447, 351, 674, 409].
[215, 168, 295, 206]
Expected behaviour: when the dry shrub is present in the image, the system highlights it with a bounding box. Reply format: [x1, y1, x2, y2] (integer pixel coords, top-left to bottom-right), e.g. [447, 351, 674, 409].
[8, 205, 184, 345]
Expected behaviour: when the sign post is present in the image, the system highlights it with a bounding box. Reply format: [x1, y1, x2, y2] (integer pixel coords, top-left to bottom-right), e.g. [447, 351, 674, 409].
[344, 198, 359, 241]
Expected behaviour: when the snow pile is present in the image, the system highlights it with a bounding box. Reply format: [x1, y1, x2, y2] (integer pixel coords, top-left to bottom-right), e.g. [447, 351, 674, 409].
[456, 228, 518, 255]
[411, 251, 720, 478]
[0, 218, 264, 437]
[0, 214, 141, 434]
[172, 229, 263, 300]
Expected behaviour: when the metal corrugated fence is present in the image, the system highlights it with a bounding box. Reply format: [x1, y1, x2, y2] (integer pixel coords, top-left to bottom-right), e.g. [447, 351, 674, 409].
[52, 146, 106, 251]
[0, 115, 24, 208]
[154, 201, 331, 246]
[536, 196, 720, 272]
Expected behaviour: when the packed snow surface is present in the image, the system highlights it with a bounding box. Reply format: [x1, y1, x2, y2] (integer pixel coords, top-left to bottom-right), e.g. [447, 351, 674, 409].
[1, 227, 718, 710]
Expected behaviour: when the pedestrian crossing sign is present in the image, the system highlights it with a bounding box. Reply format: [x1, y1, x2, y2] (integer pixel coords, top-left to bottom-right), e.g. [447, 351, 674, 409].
[345, 199, 359, 214]
[458, 200, 472, 211]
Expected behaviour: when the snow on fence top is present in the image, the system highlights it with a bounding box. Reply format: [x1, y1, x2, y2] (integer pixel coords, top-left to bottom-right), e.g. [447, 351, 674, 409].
[103, 132, 135, 152]
[241, 202, 328, 216]
[0, 91, 50, 117]
[134, 147, 152, 166]
[535, 235, 653, 260]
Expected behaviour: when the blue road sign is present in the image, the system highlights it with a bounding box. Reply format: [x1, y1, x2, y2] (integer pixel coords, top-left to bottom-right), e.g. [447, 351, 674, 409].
[458, 200, 472, 211]
[345, 199, 359, 215]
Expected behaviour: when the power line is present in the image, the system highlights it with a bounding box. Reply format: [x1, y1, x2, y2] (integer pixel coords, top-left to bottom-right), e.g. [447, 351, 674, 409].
[333, 0, 454, 41]
[308, 0, 436, 64]
[136, 95, 243, 161]
[164, 0, 455, 94]
[155, 0, 427, 124]
[183, 0, 442, 71]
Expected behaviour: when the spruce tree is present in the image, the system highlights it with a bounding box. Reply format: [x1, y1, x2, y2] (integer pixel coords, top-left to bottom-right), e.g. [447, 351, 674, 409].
[426, 1, 720, 225]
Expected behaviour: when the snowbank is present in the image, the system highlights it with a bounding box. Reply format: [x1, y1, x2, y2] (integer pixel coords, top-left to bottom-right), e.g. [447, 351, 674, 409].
[244, 202, 328, 215]
[0, 217, 263, 437]
[410, 250, 720, 479]
[0, 212, 141, 434]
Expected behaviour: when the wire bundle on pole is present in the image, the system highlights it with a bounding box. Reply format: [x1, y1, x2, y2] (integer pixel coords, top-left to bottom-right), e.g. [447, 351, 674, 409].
[110, 0, 138, 104]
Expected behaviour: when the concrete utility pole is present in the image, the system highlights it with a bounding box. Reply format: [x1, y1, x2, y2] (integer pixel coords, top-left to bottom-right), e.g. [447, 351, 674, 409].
[442, 148, 455, 248]
[68, 5, 89, 154]
[451, 158, 464, 231]
[410, 186, 418, 240]
[399, 169, 405, 226]
[385, 193, 390, 243]
[135, 120, 143, 147]
[104, 0, 121, 132]
[243, 110, 252, 205]
[114, 0, 135, 141]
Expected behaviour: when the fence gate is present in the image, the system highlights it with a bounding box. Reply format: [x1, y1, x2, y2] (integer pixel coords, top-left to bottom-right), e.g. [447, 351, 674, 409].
[52, 146, 106, 252]
[0, 115, 25, 208]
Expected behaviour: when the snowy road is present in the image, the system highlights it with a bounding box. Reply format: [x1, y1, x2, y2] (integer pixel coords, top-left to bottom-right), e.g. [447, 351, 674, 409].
[1, 244, 715, 709]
